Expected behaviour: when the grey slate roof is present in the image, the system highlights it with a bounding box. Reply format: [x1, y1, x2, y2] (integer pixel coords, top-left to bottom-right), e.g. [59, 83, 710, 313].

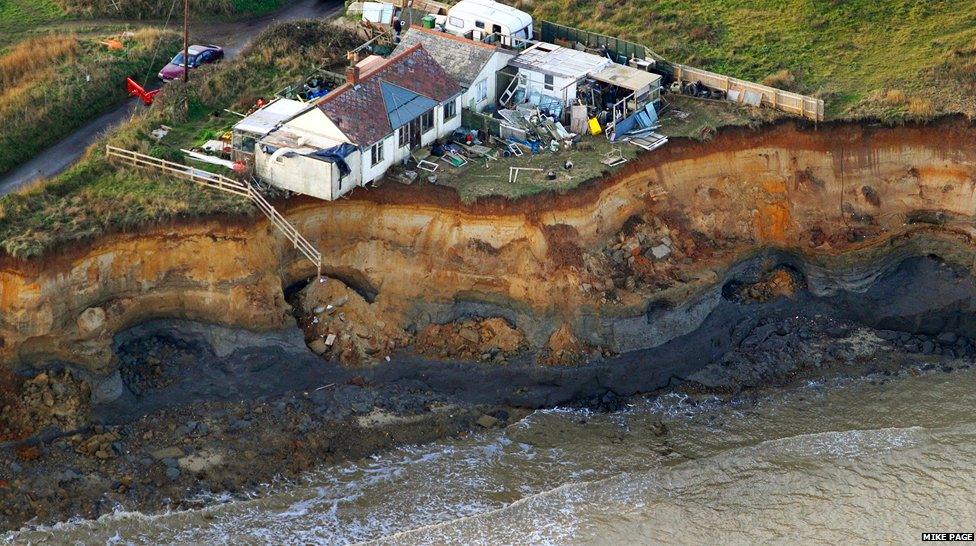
[391, 27, 500, 88]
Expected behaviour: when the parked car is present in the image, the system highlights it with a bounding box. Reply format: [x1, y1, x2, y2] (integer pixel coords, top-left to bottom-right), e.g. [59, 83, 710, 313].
[158, 44, 224, 82]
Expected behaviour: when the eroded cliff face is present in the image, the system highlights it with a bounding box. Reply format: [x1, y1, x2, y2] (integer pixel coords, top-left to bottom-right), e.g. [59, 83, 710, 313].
[2, 119, 975, 372]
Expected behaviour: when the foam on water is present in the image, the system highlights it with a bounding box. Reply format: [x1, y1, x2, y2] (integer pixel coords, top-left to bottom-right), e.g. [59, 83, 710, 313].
[9, 366, 976, 545]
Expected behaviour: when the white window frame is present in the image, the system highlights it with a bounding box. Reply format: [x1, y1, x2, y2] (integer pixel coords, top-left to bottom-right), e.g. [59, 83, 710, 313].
[370, 141, 384, 166]
[443, 98, 457, 121]
[448, 16, 463, 28]
[544, 74, 554, 91]
[475, 79, 488, 102]
[398, 126, 409, 148]
[420, 109, 434, 134]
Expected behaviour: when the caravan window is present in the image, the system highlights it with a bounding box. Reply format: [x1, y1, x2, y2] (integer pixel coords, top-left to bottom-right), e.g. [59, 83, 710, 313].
[448, 16, 463, 28]
[475, 20, 485, 29]
[544, 74, 554, 91]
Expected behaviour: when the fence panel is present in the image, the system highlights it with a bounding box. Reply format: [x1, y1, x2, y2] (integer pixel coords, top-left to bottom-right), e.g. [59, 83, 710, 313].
[672, 64, 824, 121]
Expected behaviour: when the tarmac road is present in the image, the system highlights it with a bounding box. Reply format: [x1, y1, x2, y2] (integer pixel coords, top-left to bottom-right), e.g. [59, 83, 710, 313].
[0, 0, 344, 197]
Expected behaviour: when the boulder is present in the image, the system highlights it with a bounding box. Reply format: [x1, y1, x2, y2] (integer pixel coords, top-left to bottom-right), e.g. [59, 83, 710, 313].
[76, 307, 107, 334]
[476, 414, 500, 428]
[309, 338, 330, 355]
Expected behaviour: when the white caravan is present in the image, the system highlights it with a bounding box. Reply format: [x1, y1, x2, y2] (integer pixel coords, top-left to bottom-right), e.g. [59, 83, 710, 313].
[441, 0, 533, 46]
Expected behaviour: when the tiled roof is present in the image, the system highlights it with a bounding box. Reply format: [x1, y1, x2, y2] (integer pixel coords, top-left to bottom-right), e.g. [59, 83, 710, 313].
[391, 28, 500, 88]
[316, 44, 462, 146]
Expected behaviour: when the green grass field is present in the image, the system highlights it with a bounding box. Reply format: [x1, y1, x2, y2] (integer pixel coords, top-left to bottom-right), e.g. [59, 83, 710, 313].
[528, 0, 976, 119]
[0, 0, 65, 43]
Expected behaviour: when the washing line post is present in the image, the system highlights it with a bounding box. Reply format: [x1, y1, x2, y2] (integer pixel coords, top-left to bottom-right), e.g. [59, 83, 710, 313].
[183, 0, 189, 84]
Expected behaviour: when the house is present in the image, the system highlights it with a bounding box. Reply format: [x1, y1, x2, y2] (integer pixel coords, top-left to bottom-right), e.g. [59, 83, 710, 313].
[391, 27, 515, 113]
[251, 44, 463, 199]
[508, 42, 613, 108]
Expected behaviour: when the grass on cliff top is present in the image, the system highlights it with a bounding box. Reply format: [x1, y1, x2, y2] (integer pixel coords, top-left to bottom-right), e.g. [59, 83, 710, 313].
[526, 0, 976, 120]
[0, 20, 362, 260]
[53, 0, 287, 19]
[0, 0, 286, 48]
[0, 29, 181, 177]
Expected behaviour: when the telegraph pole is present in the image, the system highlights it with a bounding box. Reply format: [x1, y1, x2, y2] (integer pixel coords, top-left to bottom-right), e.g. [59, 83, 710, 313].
[183, 0, 189, 83]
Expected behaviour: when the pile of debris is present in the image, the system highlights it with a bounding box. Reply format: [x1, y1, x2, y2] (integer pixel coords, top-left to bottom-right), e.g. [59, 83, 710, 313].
[72, 429, 123, 460]
[538, 324, 596, 366]
[0, 370, 91, 439]
[415, 317, 525, 362]
[725, 267, 802, 304]
[297, 278, 410, 367]
[592, 214, 710, 294]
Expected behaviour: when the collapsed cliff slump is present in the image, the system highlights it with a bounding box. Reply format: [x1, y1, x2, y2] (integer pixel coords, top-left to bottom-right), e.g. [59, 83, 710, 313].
[1, 118, 975, 374]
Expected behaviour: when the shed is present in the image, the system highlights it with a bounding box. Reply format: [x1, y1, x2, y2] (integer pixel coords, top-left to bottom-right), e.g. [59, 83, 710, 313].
[591, 64, 662, 96]
[508, 42, 612, 106]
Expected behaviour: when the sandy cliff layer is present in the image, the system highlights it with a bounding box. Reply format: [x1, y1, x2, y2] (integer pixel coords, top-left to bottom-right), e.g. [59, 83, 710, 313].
[1, 118, 975, 372]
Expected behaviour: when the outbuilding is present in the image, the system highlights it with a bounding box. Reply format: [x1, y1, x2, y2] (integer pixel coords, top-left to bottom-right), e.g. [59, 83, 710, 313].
[508, 42, 613, 107]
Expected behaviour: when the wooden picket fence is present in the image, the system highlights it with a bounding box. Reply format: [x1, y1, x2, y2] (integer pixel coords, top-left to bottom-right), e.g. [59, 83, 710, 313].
[106, 145, 322, 276]
[670, 64, 824, 122]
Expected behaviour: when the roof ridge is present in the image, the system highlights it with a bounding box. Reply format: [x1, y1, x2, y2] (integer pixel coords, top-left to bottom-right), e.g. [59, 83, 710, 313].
[316, 44, 426, 106]
[410, 26, 498, 50]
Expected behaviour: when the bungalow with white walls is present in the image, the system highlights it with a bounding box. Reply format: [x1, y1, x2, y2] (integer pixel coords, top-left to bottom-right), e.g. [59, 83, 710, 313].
[250, 44, 463, 199]
[391, 27, 515, 113]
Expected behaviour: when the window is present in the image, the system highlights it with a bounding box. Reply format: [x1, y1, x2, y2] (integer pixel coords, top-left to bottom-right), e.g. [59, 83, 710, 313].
[475, 20, 485, 29]
[443, 99, 457, 121]
[475, 79, 488, 102]
[370, 141, 384, 166]
[448, 16, 463, 28]
[398, 126, 409, 148]
[544, 74, 554, 91]
[421, 109, 434, 134]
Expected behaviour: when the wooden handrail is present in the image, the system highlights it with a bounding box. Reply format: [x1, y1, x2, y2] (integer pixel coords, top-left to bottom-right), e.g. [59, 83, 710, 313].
[105, 145, 322, 276]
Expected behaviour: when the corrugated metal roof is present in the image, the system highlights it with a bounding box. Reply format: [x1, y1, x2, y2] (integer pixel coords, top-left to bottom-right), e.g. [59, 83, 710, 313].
[509, 42, 612, 80]
[591, 64, 662, 92]
[234, 98, 310, 136]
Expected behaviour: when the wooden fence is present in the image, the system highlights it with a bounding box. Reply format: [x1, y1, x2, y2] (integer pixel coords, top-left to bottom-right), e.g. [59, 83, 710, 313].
[106, 146, 322, 276]
[672, 64, 824, 122]
[539, 20, 649, 63]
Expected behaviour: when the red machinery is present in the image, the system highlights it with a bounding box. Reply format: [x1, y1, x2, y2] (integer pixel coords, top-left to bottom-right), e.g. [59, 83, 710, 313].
[126, 77, 160, 106]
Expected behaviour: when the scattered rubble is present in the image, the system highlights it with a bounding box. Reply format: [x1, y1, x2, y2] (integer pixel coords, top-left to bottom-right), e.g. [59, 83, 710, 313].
[0, 370, 91, 439]
[539, 324, 594, 366]
[725, 267, 802, 303]
[296, 278, 410, 366]
[415, 317, 526, 362]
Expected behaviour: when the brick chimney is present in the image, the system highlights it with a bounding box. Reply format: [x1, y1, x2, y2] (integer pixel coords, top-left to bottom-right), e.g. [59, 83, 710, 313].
[345, 65, 360, 86]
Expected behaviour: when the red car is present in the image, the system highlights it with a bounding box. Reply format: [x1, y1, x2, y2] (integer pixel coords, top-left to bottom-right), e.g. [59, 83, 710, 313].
[157, 44, 224, 82]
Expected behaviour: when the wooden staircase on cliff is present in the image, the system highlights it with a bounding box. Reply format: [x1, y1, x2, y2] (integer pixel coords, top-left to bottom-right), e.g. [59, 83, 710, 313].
[105, 145, 322, 277]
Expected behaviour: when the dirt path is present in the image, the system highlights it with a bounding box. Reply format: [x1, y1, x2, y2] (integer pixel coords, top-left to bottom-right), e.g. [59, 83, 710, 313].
[0, 0, 344, 196]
